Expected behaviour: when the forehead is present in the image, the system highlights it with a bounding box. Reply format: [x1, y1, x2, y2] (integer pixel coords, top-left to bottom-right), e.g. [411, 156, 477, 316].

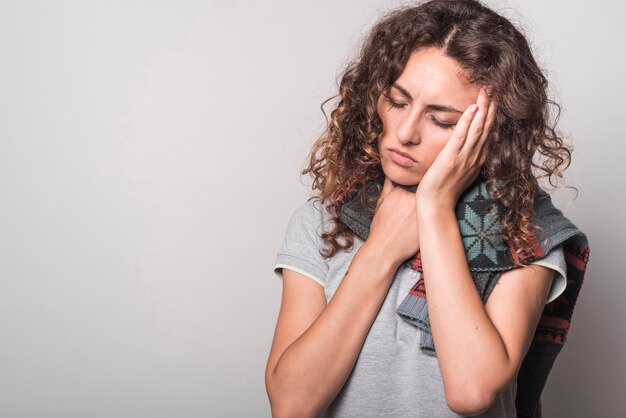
[394, 47, 480, 104]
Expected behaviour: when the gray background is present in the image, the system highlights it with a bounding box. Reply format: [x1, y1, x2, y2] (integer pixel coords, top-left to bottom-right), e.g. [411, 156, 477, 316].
[0, 0, 623, 417]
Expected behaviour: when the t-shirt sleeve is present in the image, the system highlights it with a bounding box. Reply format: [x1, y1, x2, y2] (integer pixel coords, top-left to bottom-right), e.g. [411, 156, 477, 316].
[273, 200, 329, 288]
[529, 243, 567, 305]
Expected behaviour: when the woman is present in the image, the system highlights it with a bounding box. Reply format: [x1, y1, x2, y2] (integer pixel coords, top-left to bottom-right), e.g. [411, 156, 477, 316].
[265, 1, 588, 417]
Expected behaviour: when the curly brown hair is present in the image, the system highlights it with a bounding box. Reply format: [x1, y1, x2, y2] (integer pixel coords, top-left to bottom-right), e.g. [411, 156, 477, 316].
[302, 0, 573, 260]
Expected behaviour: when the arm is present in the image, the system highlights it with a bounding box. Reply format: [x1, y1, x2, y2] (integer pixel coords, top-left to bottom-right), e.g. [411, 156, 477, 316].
[414, 88, 554, 415]
[266, 181, 419, 417]
[416, 204, 554, 416]
[265, 245, 398, 418]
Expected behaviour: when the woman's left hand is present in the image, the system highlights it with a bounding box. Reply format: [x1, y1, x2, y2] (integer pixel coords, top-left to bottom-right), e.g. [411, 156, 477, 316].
[415, 87, 497, 211]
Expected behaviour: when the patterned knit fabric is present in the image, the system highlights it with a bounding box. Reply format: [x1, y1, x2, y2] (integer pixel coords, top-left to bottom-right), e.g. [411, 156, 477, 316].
[334, 173, 590, 418]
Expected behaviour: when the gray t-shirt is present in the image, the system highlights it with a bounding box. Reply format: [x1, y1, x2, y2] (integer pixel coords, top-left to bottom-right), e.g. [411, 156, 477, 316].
[273, 199, 567, 418]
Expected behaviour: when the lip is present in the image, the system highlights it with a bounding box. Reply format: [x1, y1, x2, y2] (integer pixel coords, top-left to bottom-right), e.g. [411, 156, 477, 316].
[388, 148, 417, 167]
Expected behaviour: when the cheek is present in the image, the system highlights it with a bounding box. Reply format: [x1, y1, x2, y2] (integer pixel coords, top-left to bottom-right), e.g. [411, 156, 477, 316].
[428, 123, 454, 141]
[432, 129, 453, 149]
[417, 137, 449, 166]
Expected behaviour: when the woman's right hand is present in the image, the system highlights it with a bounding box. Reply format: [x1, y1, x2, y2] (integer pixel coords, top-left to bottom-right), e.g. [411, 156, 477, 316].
[267, 177, 417, 417]
[366, 177, 420, 267]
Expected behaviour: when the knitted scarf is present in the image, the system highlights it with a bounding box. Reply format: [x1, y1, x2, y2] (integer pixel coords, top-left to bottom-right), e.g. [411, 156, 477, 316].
[334, 173, 590, 418]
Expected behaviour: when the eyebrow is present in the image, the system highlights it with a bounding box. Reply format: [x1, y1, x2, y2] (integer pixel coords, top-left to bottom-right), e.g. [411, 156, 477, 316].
[392, 82, 463, 114]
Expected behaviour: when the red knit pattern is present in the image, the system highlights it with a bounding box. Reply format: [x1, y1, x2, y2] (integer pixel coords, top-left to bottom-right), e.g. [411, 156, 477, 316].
[509, 232, 544, 265]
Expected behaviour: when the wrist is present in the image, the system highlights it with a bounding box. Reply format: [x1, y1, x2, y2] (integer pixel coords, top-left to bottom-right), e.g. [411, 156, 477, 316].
[416, 199, 456, 220]
[358, 241, 404, 273]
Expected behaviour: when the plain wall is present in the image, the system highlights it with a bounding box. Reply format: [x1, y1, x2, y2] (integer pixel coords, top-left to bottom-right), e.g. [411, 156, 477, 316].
[0, 0, 624, 416]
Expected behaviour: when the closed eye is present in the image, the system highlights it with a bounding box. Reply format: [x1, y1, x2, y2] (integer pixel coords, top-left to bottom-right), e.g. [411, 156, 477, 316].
[429, 116, 455, 130]
[383, 94, 406, 109]
[383, 93, 456, 130]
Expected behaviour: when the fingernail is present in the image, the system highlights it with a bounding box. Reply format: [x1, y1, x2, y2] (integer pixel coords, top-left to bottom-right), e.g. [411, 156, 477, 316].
[470, 104, 478, 112]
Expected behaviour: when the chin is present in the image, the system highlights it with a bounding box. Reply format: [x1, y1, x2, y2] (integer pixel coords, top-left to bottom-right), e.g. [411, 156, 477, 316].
[382, 166, 421, 187]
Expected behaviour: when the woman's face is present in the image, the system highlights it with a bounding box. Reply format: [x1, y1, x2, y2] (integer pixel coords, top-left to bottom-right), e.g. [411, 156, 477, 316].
[376, 46, 482, 186]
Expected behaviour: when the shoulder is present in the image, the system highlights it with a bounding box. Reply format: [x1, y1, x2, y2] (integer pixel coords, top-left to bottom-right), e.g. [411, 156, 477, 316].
[283, 199, 333, 241]
[274, 199, 334, 287]
[292, 198, 330, 222]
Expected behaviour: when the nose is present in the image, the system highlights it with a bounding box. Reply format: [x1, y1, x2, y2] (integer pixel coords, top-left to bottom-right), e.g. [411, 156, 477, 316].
[396, 111, 422, 145]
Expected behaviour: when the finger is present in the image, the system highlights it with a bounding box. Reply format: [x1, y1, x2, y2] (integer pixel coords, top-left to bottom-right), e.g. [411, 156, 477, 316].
[382, 176, 396, 196]
[479, 96, 497, 148]
[474, 96, 497, 163]
[463, 87, 491, 153]
[444, 102, 479, 155]
[479, 150, 489, 168]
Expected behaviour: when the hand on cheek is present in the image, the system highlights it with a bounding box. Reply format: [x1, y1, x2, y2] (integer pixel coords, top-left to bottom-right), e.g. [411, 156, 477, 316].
[416, 87, 497, 211]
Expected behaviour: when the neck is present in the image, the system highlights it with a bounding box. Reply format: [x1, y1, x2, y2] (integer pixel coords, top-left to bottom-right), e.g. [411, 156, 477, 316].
[391, 180, 418, 193]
